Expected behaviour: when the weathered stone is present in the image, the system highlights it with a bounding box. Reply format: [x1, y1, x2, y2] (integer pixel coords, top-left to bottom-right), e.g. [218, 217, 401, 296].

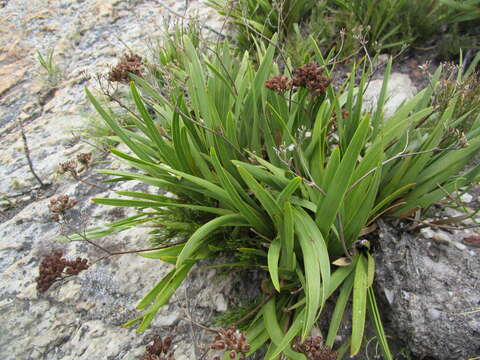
[363, 73, 417, 118]
[374, 220, 480, 359]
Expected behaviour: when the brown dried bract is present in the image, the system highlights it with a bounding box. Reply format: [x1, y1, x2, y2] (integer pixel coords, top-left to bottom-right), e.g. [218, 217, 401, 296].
[36, 251, 89, 293]
[265, 74, 293, 92]
[58, 159, 78, 176]
[210, 326, 250, 360]
[141, 336, 175, 360]
[48, 195, 78, 221]
[292, 336, 337, 360]
[76, 152, 92, 167]
[292, 63, 332, 95]
[108, 53, 144, 83]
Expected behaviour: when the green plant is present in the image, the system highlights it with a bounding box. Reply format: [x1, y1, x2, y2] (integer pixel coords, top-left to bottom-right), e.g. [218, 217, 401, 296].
[37, 49, 62, 85]
[79, 36, 480, 358]
[440, 0, 480, 23]
[210, 0, 480, 60]
[208, 0, 318, 50]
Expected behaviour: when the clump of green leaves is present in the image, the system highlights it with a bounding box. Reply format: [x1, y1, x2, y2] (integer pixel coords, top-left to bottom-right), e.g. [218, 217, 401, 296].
[37, 49, 62, 86]
[210, 0, 480, 59]
[79, 35, 480, 358]
[208, 0, 317, 50]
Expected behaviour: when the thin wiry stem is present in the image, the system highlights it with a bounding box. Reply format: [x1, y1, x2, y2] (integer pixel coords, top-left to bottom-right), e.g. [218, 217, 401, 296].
[347, 146, 460, 194]
[337, 214, 352, 260]
[18, 120, 45, 188]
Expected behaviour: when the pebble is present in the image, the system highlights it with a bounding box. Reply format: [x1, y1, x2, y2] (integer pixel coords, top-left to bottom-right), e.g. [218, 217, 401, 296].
[460, 193, 473, 203]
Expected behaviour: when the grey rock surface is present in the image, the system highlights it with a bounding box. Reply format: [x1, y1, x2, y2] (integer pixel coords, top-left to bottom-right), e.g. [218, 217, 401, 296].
[374, 220, 480, 359]
[363, 73, 417, 118]
[0, 1, 239, 360]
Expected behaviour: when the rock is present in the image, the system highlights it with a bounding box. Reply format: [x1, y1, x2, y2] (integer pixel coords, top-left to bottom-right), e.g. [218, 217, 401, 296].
[363, 73, 417, 118]
[374, 220, 480, 359]
[461, 193, 473, 203]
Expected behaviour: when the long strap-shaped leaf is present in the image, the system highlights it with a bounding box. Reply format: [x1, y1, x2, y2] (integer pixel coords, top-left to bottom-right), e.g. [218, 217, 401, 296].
[267, 237, 282, 292]
[351, 254, 368, 355]
[176, 213, 248, 266]
[316, 115, 369, 238]
[294, 208, 331, 340]
[262, 298, 306, 360]
[210, 148, 272, 236]
[85, 88, 151, 162]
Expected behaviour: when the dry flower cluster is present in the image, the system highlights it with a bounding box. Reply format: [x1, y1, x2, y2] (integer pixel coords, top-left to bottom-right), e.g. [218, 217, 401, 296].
[292, 63, 332, 95]
[140, 336, 175, 360]
[210, 326, 250, 360]
[36, 251, 89, 292]
[48, 195, 78, 221]
[292, 336, 337, 360]
[265, 63, 331, 95]
[108, 53, 144, 83]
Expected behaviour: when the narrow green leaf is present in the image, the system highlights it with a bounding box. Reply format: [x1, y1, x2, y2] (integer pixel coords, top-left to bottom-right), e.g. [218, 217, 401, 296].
[136, 268, 176, 309]
[176, 213, 248, 266]
[281, 201, 295, 271]
[267, 238, 282, 292]
[367, 253, 375, 288]
[262, 298, 306, 360]
[351, 255, 368, 355]
[85, 88, 151, 162]
[237, 164, 281, 222]
[138, 244, 185, 260]
[325, 272, 354, 347]
[367, 287, 393, 360]
[277, 177, 302, 205]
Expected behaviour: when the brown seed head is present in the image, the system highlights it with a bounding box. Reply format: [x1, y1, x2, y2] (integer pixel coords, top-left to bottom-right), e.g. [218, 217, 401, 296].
[265, 74, 292, 92]
[209, 326, 249, 360]
[76, 152, 92, 167]
[292, 336, 337, 360]
[36, 251, 89, 293]
[58, 159, 78, 176]
[108, 53, 144, 83]
[292, 63, 331, 95]
[48, 195, 78, 221]
[141, 336, 175, 360]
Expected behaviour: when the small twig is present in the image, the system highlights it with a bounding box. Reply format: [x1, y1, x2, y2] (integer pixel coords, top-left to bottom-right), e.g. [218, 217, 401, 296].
[184, 286, 199, 359]
[347, 146, 459, 194]
[18, 120, 45, 188]
[337, 214, 352, 261]
[366, 202, 406, 226]
[70, 173, 109, 191]
[60, 219, 187, 264]
[92, 239, 188, 264]
[232, 294, 273, 327]
[250, 228, 273, 243]
[181, 316, 218, 334]
[403, 216, 480, 231]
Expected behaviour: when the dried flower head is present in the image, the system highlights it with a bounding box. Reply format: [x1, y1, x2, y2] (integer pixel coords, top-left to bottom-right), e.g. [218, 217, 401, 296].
[292, 63, 331, 95]
[141, 336, 174, 360]
[48, 195, 78, 221]
[108, 53, 144, 83]
[292, 336, 337, 360]
[76, 152, 92, 167]
[265, 74, 292, 92]
[58, 159, 78, 176]
[210, 326, 250, 360]
[36, 251, 89, 293]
